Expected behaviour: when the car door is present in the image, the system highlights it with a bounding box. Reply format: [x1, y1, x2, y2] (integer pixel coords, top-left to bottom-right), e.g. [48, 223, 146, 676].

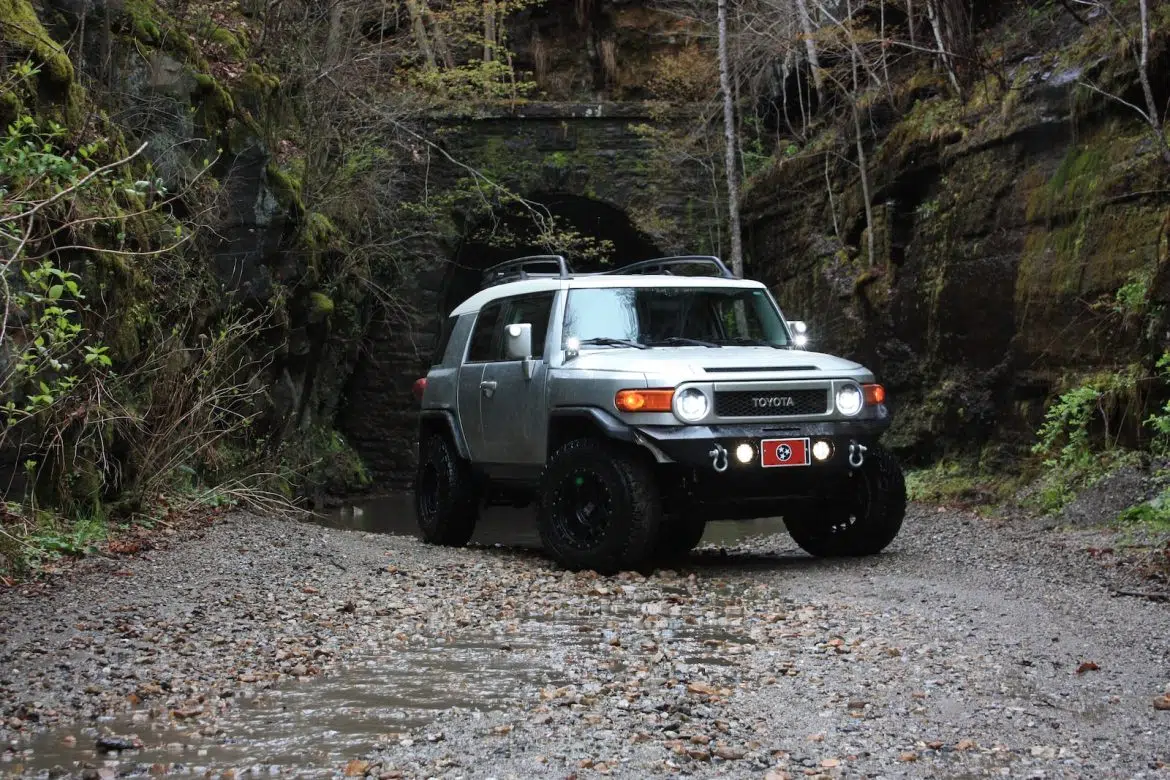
[478, 291, 556, 466]
[457, 301, 504, 462]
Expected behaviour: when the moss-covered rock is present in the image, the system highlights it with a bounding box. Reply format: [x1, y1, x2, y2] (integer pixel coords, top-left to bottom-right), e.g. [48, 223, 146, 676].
[0, 0, 75, 87]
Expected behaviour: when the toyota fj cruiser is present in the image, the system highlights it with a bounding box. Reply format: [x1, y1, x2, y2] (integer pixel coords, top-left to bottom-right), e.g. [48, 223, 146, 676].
[412, 255, 905, 574]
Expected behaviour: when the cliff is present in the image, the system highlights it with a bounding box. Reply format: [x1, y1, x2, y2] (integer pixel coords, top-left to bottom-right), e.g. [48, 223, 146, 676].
[742, 3, 1170, 477]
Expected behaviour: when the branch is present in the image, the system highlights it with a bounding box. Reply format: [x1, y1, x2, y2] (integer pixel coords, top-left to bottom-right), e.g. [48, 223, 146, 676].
[1057, 0, 1090, 26]
[1077, 79, 1153, 125]
[0, 142, 149, 228]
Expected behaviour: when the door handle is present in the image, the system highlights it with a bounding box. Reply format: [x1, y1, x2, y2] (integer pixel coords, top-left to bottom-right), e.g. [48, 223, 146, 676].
[480, 379, 497, 397]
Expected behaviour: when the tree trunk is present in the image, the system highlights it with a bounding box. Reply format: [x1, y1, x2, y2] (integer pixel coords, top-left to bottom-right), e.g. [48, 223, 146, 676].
[1137, 0, 1170, 163]
[717, 0, 744, 276]
[325, 0, 345, 67]
[404, 0, 436, 68]
[848, 5, 876, 268]
[483, 0, 497, 62]
[423, 1, 455, 68]
[795, 0, 824, 104]
[926, 0, 961, 96]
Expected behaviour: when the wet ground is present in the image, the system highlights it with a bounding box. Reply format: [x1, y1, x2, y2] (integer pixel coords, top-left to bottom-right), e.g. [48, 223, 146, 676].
[313, 494, 787, 550]
[2, 498, 1169, 778]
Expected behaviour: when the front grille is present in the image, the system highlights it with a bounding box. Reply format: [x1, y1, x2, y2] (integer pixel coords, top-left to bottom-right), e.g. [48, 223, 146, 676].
[714, 388, 829, 417]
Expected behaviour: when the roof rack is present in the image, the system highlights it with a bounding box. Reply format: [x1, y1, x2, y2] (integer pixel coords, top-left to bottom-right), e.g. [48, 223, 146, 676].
[480, 254, 572, 289]
[604, 255, 736, 279]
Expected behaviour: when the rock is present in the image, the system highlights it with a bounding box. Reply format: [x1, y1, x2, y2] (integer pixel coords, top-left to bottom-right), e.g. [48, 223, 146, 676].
[96, 735, 143, 753]
[714, 746, 745, 760]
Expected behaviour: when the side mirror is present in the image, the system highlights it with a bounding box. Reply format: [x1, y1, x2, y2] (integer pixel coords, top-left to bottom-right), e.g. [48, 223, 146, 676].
[787, 320, 809, 349]
[505, 322, 533, 360]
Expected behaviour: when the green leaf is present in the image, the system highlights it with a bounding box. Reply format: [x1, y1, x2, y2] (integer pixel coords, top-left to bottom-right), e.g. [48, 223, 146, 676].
[48, 284, 63, 300]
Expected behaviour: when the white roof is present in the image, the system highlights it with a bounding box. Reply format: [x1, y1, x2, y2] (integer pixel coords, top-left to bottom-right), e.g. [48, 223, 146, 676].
[449, 274, 767, 316]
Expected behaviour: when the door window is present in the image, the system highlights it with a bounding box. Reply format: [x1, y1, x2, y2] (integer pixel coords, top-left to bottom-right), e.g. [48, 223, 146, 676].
[466, 302, 503, 363]
[502, 292, 556, 359]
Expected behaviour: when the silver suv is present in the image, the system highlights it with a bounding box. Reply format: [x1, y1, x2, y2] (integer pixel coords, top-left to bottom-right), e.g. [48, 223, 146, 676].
[412, 255, 905, 573]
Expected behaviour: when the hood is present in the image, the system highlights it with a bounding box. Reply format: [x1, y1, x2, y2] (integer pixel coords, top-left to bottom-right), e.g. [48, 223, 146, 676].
[564, 346, 866, 378]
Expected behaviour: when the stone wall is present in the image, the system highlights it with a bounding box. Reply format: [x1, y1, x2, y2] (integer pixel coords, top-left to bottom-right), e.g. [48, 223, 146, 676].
[340, 102, 721, 488]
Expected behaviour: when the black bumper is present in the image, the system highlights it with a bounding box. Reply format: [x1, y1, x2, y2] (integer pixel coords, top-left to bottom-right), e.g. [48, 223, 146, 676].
[632, 418, 891, 472]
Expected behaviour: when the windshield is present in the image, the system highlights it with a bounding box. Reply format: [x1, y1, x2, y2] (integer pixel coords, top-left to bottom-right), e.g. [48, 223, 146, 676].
[562, 286, 792, 348]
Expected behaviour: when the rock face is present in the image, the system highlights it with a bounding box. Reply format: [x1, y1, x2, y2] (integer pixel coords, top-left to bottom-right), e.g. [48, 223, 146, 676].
[743, 46, 1170, 463]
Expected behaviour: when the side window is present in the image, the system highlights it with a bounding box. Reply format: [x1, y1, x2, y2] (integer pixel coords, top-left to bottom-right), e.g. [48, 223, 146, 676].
[430, 316, 457, 367]
[466, 302, 503, 362]
[502, 292, 556, 359]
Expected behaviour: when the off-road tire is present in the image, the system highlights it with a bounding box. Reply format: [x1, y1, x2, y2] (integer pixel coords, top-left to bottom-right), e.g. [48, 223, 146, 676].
[414, 433, 479, 547]
[785, 444, 906, 557]
[537, 438, 662, 574]
[651, 511, 707, 564]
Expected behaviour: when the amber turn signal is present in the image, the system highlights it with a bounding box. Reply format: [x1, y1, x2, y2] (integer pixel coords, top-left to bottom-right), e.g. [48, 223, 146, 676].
[615, 388, 674, 413]
[863, 383, 886, 405]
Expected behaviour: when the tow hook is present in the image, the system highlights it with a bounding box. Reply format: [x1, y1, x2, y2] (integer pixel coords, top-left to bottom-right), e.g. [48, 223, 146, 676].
[848, 440, 868, 469]
[709, 443, 729, 473]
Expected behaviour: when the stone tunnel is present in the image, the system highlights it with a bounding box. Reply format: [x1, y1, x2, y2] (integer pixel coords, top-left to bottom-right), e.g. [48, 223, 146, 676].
[339, 102, 722, 489]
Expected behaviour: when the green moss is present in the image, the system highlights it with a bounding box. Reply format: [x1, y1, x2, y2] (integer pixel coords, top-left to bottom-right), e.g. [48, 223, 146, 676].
[194, 73, 236, 132]
[0, 0, 75, 87]
[309, 291, 335, 316]
[208, 26, 246, 59]
[266, 163, 304, 216]
[303, 212, 339, 249]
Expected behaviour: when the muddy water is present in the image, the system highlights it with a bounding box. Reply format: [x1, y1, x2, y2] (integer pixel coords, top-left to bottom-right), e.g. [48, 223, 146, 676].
[14, 496, 782, 778]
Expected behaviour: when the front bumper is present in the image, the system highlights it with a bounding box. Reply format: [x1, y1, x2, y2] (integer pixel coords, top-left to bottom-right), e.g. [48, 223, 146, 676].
[632, 418, 891, 473]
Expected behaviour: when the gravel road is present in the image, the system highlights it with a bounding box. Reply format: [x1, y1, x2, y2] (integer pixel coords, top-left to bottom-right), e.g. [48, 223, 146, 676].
[1, 503, 1168, 779]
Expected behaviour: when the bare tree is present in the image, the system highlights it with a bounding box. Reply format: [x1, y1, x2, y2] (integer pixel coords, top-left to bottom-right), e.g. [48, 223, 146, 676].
[717, 0, 744, 276]
[1076, 0, 1170, 164]
[795, 0, 824, 104]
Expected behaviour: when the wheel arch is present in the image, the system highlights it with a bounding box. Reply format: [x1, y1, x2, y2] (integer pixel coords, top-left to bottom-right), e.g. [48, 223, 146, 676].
[418, 410, 471, 460]
[548, 407, 636, 457]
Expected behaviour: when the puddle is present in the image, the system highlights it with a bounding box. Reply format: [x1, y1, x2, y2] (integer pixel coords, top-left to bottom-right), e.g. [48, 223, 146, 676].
[9, 497, 779, 777]
[312, 492, 789, 550]
[15, 626, 593, 777]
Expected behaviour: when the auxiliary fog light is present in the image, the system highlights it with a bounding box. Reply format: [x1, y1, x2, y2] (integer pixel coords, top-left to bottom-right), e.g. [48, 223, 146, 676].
[735, 443, 755, 464]
[812, 440, 833, 462]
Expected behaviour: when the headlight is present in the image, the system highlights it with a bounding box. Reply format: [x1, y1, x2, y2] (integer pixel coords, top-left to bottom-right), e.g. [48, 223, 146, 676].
[674, 388, 709, 422]
[835, 383, 864, 416]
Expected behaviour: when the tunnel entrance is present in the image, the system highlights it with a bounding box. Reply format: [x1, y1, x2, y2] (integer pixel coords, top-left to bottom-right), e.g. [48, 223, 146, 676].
[441, 192, 662, 317]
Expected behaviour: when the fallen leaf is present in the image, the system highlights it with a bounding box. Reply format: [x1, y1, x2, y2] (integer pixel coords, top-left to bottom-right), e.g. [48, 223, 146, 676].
[955, 739, 977, 751]
[343, 759, 368, 777]
[899, 751, 918, 762]
[686, 681, 718, 696]
[1154, 695, 1170, 711]
[1076, 661, 1100, 674]
[820, 758, 840, 768]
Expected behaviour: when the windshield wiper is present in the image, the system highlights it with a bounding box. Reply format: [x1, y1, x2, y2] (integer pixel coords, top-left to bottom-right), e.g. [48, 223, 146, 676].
[647, 336, 722, 348]
[717, 337, 785, 349]
[573, 337, 648, 350]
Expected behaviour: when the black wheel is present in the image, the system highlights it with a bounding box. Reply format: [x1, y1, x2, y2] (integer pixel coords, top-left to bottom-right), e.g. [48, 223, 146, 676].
[537, 439, 662, 574]
[414, 433, 479, 547]
[651, 511, 707, 563]
[785, 444, 906, 557]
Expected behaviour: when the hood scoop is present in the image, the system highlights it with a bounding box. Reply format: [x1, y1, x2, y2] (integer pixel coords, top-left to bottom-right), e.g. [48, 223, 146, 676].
[702, 365, 819, 373]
